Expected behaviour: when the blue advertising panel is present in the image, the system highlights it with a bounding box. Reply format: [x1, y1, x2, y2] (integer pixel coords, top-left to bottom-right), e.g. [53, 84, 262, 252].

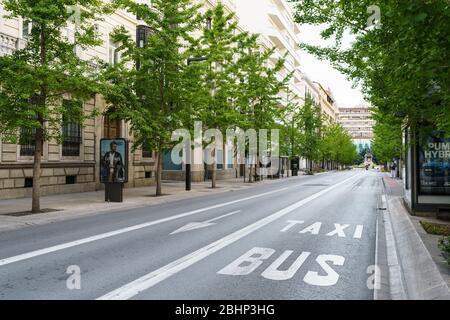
[100, 138, 129, 183]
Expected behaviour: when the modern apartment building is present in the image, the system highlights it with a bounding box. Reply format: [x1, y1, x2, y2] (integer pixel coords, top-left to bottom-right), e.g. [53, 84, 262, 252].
[338, 104, 374, 152]
[236, 0, 304, 108]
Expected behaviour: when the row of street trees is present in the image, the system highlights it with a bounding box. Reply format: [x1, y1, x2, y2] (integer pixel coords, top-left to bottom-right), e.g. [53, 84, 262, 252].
[290, 0, 450, 162]
[282, 95, 357, 173]
[0, 0, 357, 212]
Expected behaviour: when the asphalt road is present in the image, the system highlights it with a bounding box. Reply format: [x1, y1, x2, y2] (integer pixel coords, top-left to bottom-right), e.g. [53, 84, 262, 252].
[0, 170, 383, 300]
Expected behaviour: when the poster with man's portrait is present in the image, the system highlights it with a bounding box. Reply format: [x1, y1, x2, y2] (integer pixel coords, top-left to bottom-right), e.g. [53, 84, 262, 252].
[100, 139, 128, 183]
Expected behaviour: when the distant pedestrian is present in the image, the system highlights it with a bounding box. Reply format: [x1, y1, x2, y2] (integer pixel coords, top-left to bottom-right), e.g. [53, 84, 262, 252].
[391, 162, 397, 178]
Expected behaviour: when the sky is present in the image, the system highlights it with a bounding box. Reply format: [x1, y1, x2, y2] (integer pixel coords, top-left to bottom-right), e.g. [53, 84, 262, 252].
[297, 24, 367, 108]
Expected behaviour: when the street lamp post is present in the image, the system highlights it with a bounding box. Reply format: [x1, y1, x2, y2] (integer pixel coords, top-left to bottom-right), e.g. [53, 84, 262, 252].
[185, 57, 208, 191]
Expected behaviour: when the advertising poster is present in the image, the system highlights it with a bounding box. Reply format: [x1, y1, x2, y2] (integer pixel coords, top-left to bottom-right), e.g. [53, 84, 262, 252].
[418, 134, 450, 195]
[100, 138, 128, 183]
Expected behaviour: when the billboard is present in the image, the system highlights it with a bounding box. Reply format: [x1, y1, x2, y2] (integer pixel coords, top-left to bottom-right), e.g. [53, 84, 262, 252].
[418, 135, 450, 195]
[100, 138, 128, 183]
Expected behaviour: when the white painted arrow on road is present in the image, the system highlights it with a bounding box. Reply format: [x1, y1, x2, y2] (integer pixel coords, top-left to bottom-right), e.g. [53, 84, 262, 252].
[170, 210, 241, 235]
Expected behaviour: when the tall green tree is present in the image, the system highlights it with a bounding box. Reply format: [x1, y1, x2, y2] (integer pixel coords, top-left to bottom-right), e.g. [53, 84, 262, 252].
[234, 34, 289, 182]
[187, 4, 246, 188]
[372, 111, 403, 167]
[295, 95, 323, 173]
[0, 0, 106, 212]
[290, 0, 450, 137]
[102, 0, 201, 196]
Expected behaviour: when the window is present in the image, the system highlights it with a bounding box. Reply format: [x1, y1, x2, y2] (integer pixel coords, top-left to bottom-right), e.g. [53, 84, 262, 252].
[227, 149, 234, 169]
[22, 20, 32, 39]
[19, 127, 36, 156]
[66, 175, 77, 185]
[24, 178, 33, 188]
[142, 143, 152, 158]
[62, 100, 82, 157]
[109, 40, 120, 65]
[217, 149, 224, 170]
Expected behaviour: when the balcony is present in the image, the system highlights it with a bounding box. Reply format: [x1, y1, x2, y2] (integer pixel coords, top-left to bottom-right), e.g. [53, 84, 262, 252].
[0, 32, 19, 56]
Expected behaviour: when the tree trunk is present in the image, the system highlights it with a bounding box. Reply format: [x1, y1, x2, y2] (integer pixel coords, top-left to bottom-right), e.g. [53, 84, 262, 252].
[156, 151, 163, 196]
[211, 164, 216, 188]
[31, 128, 43, 213]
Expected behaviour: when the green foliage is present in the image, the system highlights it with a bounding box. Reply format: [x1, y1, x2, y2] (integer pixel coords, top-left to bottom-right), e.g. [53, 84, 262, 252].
[103, 0, 202, 154]
[320, 122, 357, 166]
[439, 236, 450, 266]
[0, 0, 105, 142]
[420, 221, 450, 236]
[295, 95, 323, 165]
[0, 0, 107, 211]
[290, 0, 450, 135]
[187, 3, 247, 135]
[372, 111, 403, 164]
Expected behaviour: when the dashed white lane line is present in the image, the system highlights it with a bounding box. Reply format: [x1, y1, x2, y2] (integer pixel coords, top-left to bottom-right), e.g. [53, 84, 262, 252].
[97, 175, 358, 300]
[0, 188, 288, 267]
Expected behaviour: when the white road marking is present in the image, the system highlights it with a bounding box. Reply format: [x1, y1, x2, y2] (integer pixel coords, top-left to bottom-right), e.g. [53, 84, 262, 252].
[0, 189, 287, 267]
[353, 225, 364, 239]
[326, 223, 350, 238]
[217, 247, 275, 276]
[303, 255, 345, 287]
[299, 222, 322, 235]
[261, 250, 311, 281]
[97, 174, 357, 300]
[280, 220, 304, 232]
[170, 210, 241, 235]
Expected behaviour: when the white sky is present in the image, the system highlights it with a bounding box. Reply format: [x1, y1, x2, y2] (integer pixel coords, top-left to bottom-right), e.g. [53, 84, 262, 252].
[298, 24, 367, 108]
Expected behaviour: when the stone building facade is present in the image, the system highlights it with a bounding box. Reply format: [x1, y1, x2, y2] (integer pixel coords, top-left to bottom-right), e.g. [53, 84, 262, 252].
[0, 0, 243, 199]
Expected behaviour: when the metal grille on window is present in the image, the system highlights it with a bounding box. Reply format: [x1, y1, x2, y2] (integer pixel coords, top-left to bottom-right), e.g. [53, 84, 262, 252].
[142, 144, 152, 158]
[19, 127, 36, 156]
[62, 121, 82, 157]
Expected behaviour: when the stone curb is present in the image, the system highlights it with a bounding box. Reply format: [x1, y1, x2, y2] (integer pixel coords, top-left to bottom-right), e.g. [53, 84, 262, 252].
[381, 176, 450, 300]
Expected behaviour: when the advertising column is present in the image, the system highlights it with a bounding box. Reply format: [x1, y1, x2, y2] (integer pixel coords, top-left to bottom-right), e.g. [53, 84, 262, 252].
[100, 138, 129, 202]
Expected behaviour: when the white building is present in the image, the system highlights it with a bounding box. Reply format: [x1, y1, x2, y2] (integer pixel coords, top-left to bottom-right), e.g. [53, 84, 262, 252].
[338, 104, 374, 152]
[236, 0, 303, 107]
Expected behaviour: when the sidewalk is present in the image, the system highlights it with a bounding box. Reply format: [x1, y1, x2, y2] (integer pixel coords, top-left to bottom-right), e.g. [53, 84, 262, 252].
[0, 176, 293, 233]
[381, 173, 450, 299]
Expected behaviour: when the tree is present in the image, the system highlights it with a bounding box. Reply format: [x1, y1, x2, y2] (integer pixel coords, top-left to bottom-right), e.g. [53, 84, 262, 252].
[372, 111, 403, 167]
[290, 0, 450, 137]
[295, 95, 323, 173]
[234, 34, 289, 182]
[102, 0, 201, 196]
[187, 4, 246, 188]
[0, 0, 106, 212]
[321, 122, 357, 169]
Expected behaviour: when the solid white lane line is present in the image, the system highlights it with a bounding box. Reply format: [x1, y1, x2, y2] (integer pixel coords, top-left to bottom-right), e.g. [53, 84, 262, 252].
[207, 210, 241, 223]
[0, 188, 288, 267]
[97, 174, 357, 300]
